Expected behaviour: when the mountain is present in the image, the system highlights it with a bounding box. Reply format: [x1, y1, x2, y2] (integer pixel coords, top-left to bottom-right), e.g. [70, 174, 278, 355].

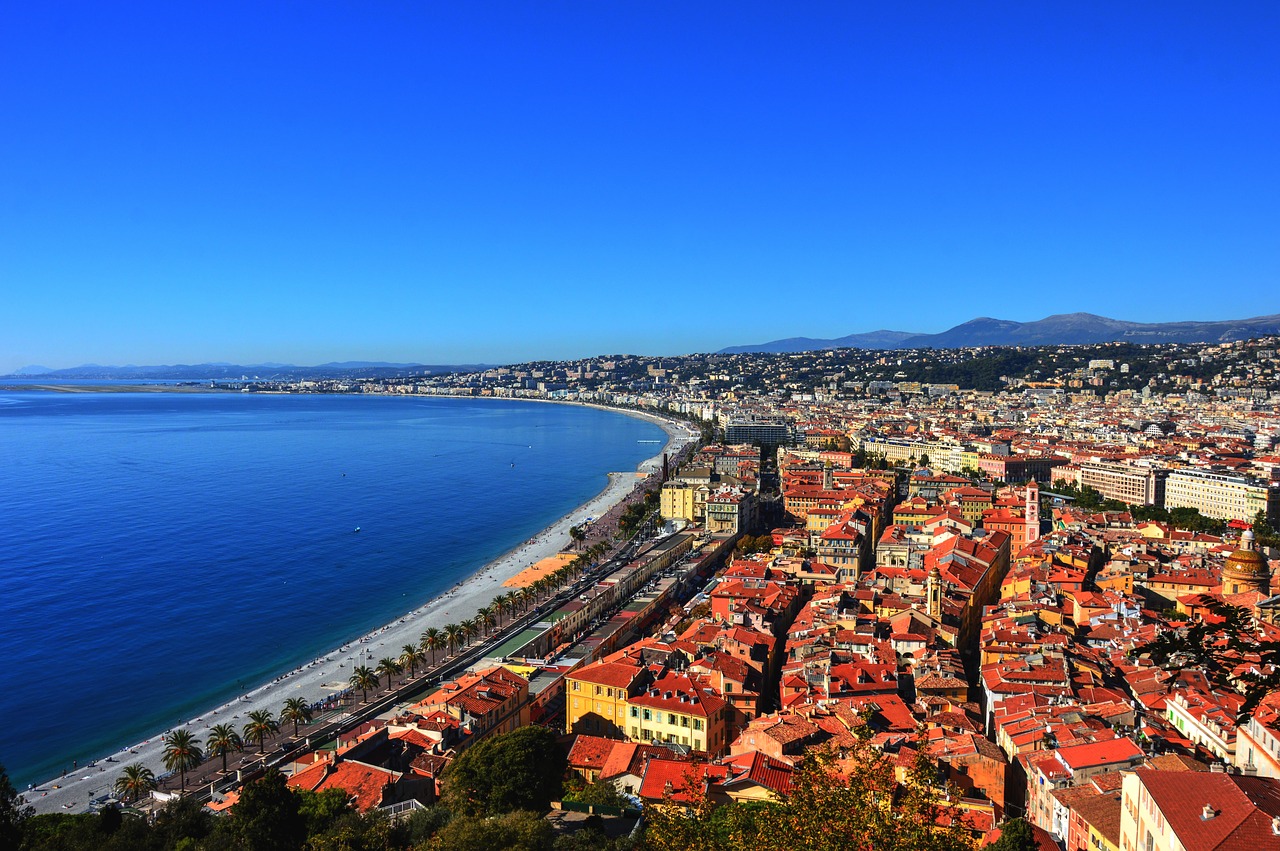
[719, 329, 918, 354]
[6, 362, 492, 380]
[718, 312, 1280, 353]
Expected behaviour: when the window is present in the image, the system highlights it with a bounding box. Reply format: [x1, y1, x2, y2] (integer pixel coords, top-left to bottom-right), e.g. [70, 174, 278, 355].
[668, 713, 676, 725]
[694, 739, 701, 750]
[693, 719, 703, 731]
[630, 707, 639, 718]
[572, 682, 580, 692]
[607, 688, 614, 698]
[595, 685, 602, 695]
[681, 716, 689, 727]
[631, 726, 638, 738]
[643, 709, 651, 721]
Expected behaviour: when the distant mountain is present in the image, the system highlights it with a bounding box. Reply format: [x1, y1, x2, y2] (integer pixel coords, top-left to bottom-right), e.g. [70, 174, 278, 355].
[6, 362, 492, 380]
[719, 329, 917, 354]
[718, 312, 1280, 353]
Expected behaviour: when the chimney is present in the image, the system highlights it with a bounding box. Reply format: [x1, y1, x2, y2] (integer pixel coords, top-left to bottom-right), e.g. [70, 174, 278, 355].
[1201, 804, 1215, 820]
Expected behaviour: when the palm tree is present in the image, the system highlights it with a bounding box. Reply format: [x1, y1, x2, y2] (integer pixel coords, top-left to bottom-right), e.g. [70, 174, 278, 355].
[517, 588, 534, 613]
[443, 623, 464, 655]
[162, 729, 203, 791]
[460, 617, 479, 646]
[399, 644, 423, 678]
[243, 709, 279, 755]
[207, 723, 243, 773]
[376, 656, 402, 689]
[280, 697, 312, 737]
[569, 525, 586, 549]
[498, 592, 518, 625]
[113, 763, 157, 803]
[421, 628, 444, 665]
[475, 605, 493, 635]
[350, 664, 378, 703]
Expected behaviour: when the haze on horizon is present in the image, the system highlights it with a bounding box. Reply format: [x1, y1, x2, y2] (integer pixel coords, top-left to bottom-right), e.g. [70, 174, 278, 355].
[2, 3, 1278, 376]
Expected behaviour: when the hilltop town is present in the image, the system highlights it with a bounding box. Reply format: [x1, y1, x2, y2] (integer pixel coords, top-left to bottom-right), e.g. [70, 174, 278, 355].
[10, 336, 1280, 850]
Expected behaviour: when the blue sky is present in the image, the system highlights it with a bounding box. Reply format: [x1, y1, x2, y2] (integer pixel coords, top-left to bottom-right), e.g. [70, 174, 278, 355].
[2, 2, 1277, 372]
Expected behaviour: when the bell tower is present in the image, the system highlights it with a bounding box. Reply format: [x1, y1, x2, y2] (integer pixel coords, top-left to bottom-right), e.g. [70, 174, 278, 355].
[1025, 480, 1040, 546]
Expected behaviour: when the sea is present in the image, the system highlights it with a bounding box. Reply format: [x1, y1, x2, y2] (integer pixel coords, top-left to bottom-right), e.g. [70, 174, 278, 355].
[0, 389, 666, 788]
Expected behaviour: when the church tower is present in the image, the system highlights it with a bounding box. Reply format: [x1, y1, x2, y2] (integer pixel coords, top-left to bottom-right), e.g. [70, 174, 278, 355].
[1025, 480, 1040, 546]
[927, 565, 943, 619]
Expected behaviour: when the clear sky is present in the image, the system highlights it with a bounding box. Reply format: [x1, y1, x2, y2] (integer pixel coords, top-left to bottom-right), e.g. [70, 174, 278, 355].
[2, 2, 1278, 373]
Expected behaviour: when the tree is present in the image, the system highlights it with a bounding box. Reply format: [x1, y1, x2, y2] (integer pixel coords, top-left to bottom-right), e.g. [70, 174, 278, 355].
[642, 743, 972, 851]
[441, 725, 566, 817]
[219, 768, 305, 851]
[207, 723, 244, 773]
[569, 525, 586, 550]
[479, 606, 498, 636]
[1138, 599, 1280, 720]
[400, 644, 424, 679]
[280, 697, 313, 738]
[162, 728, 203, 791]
[1, 761, 32, 847]
[444, 623, 465, 655]
[988, 818, 1038, 851]
[376, 656, 403, 690]
[349, 665, 379, 703]
[425, 809, 553, 851]
[460, 618, 480, 646]
[112, 762, 158, 804]
[421, 627, 444, 664]
[243, 709, 280, 755]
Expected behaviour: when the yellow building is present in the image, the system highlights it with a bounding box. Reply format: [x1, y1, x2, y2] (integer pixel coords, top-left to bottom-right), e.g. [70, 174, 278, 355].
[627, 673, 729, 755]
[565, 658, 647, 739]
[660, 481, 698, 524]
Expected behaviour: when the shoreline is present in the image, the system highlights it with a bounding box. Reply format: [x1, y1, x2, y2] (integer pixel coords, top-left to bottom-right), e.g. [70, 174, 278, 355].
[21, 398, 695, 815]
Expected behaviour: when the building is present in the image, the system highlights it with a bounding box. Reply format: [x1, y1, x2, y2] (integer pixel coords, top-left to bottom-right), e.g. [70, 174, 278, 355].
[1164, 469, 1279, 524]
[1078, 461, 1168, 507]
[725, 418, 793, 446]
[1118, 770, 1280, 851]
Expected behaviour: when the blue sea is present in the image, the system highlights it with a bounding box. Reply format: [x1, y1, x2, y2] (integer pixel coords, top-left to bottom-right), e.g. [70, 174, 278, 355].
[0, 391, 665, 788]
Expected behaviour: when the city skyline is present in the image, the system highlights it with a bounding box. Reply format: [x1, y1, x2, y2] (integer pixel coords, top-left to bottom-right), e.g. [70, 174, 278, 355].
[3, 3, 1278, 375]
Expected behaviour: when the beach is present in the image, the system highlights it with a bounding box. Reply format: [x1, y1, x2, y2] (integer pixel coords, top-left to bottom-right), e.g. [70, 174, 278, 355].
[22, 403, 695, 814]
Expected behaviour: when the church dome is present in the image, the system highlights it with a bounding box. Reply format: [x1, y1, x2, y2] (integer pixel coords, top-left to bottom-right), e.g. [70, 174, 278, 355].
[1225, 530, 1269, 577]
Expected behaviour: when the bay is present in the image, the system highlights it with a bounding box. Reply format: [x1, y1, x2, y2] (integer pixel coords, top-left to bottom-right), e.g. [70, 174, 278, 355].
[0, 392, 665, 788]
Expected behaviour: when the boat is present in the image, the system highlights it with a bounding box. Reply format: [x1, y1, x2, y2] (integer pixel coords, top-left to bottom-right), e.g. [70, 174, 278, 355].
[353, 526, 361, 533]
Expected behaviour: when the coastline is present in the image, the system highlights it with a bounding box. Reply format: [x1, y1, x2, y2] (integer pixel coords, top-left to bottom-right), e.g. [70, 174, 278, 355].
[22, 398, 694, 815]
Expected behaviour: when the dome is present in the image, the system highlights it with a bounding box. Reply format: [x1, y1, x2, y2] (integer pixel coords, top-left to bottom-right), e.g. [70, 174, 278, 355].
[1226, 530, 1269, 576]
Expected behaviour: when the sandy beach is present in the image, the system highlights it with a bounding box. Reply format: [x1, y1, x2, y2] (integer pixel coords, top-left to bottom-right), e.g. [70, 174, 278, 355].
[23, 401, 696, 815]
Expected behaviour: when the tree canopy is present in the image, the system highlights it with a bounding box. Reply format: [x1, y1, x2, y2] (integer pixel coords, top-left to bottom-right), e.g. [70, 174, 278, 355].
[441, 726, 567, 817]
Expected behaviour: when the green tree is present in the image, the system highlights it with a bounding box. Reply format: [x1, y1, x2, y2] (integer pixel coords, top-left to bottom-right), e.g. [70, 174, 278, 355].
[425, 809, 553, 851]
[421, 627, 444, 664]
[280, 697, 313, 738]
[243, 709, 279, 755]
[0, 761, 32, 848]
[442, 726, 567, 817]
[208, 723, 245, 773]
[152, 794, 215, 848]
[569, 525, 587, 550]
[400, 644, 424, 679]
[162, 728, 203, 791]
[443, 623, 465, 655]
[642, 743, 972, 851]
[376, 656, 402, 690]
[988, 817, 1038, 851]
[113, 762, 157, 803]
[349, 665, 379, 703]
[219, 768, 305, 851]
